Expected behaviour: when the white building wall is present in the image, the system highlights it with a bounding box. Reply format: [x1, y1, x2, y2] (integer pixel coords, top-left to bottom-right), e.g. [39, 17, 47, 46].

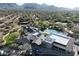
[73, 45, 79, 56]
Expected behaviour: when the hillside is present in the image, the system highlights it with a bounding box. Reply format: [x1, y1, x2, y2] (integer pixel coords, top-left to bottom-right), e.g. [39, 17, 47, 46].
[0, 3, 18, 9]
[0, 3, 70, 11]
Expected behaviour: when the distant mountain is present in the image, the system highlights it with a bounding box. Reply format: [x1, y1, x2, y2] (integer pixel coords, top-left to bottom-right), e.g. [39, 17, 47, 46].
[0, 3, 71, 11]
[73, 7, 79, 11]
[22, 3, 60, 11]
[0, 3, 18, 9]
[22, 3, 41, 9]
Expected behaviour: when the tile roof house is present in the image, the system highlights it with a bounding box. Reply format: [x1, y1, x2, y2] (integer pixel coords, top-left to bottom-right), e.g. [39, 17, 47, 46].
[25, 28, 75, 56]
[26, 32, 45, 45]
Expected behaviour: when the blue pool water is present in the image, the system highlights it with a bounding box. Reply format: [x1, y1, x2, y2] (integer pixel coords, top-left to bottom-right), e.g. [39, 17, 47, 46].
[44, 29, 67, 37]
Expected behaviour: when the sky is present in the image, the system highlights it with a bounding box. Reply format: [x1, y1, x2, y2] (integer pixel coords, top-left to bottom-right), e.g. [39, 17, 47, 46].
[0, 0, 79, 9]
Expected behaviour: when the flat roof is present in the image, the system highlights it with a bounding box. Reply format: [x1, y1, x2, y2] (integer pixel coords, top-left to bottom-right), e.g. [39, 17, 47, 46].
[45, 37, 55, 44]
[50, 34, 70, 46]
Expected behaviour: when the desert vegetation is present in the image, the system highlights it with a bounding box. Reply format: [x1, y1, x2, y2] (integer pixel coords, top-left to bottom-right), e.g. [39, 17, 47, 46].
[0, 9, 79, 56]
[0, 10, 79, 42]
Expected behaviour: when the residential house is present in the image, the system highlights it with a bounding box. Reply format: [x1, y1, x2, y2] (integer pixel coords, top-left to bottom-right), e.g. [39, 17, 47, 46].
[42, 32, 75, 55]
[26, 32, 45, 45]
[26, 28, 75, 56]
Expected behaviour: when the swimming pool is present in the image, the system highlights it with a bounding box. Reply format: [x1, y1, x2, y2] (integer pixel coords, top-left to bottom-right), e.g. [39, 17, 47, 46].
[44, 29, 67, 37]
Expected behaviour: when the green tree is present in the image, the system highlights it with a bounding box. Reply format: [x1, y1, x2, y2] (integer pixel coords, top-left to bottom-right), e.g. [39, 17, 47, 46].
[3, 28, 22, 45]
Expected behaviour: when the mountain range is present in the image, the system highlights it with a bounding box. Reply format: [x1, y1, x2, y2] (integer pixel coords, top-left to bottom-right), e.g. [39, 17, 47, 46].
[0, 3, 72, 11]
